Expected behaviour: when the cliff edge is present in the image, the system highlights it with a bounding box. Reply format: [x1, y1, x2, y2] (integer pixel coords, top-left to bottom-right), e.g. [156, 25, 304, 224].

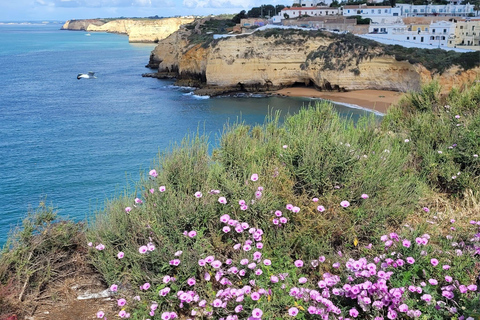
[62, 18, 195, 43]
[147, 22, 480, 95]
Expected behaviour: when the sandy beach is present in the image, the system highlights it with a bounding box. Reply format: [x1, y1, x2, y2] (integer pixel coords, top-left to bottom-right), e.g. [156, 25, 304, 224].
[275, 88, 405, 114]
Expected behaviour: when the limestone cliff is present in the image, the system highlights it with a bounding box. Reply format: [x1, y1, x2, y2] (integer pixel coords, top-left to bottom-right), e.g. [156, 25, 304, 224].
[148, 27, 480, 95]
[61, 19, 106, 31]
[62, 18, 194, 43]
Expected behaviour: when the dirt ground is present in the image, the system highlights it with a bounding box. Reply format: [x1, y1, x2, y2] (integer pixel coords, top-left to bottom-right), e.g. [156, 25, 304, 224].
[1, 252, 116, 320]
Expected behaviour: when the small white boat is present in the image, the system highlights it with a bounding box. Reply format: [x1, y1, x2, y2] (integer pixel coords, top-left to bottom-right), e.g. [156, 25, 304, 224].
[77, 71, 96, 79]
[85, 33, 91, 36]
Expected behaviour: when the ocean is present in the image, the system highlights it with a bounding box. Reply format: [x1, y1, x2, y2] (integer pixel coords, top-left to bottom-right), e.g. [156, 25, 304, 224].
[0, 24, 374, 246]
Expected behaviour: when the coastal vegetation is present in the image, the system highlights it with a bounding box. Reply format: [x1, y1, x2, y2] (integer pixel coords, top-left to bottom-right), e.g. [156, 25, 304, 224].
[1, 81, 479, 319]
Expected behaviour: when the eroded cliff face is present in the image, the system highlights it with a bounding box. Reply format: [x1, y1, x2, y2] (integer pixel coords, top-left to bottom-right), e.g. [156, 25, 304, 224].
[61, 19, 106, 31]
[63, 18, 194, 43]
[149, 29, 480, 94]
[87, 18, 195, 42]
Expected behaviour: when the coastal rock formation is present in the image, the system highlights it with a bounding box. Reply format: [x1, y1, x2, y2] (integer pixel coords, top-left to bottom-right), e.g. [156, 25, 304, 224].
[148, 26, 480, 94]
[61, 19, 106, 31]
[62, 18, 194, 43]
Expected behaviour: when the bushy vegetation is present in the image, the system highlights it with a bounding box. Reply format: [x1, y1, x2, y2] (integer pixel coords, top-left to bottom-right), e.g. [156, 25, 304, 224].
[1, 82, 479, 319]
[0, 202, 87, 316]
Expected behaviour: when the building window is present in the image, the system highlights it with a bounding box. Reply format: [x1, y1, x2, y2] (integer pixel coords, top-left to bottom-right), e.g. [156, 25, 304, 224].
[430, 36, 435, 40]
[407, 36, 410, 40]
[443, 29, 446, 33]
[442, 36, 445, 40]
[385, 9, 388, 13]
[413, 36, 416, 40]
[432, 29, 435, 33]
[378, 9, 381, 14]
[421, 36, 424, 42]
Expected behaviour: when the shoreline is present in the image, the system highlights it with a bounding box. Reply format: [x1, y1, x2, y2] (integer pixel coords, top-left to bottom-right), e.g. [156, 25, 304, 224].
[274, 88, 405, 115]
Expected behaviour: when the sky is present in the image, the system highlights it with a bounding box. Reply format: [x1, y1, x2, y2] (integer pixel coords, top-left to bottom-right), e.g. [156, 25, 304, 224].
[0, 0, 292, 21]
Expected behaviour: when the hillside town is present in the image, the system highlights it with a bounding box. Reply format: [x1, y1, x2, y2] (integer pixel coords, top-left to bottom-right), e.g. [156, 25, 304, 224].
[233, 0, 480, 51]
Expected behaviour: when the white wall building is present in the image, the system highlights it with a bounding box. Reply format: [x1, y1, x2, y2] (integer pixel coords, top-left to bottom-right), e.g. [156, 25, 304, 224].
[367, 20, 456, 48]
[396, 3, 476, 17]
[298, 0, 334, 8]
[281, 6, 342, 19]
[343, 5, 402, 23]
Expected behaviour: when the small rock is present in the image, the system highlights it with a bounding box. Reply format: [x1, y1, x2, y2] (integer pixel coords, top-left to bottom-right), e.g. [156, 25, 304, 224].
[77, 289, 112, 300]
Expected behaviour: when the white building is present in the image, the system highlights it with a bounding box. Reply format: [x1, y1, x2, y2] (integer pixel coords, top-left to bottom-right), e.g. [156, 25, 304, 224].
[281, 6, 342, 19]
[396, 3, 476, 17]
[298, 0, 334, 8]
[367, 20, 456, 48]
[343, 5, 402, 23]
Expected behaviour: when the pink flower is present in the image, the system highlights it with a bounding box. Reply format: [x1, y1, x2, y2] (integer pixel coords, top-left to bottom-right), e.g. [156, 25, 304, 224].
[187, 278, 196, 286]
[159, 186, 166, 192]
[251, 292, 260, 300]
[445, 276, 453, 282]
[95, 244, 105, 251]
[423, 207, 430, 213]
[139, 246, 148, 254]
[421, 294, 432, 302]
[252, 308, 263, 318]
[312, 197, 319, 202]
[117, 251, 125, 259]
[406, 257, 415, 264]
[110, 284, 118, 292]
[142, 282, 151, 290]
[125, 207, 132, 213]
[361, 194, 369, 199]
[283, 145, 288, 149]
[340, 200, 350, 208]
[118, 298, 127, 306]
[431, 258, 439, 266]
[135, 198, 142, 204]
[468, 284, 478, 291]
[263, 259, 271, 266]
[194, 191, 202, 198]
[349, 308, 359, 318]
[149, 169, 158, 177]
[294, 260, 304, 268]
[288, 307, 299, 316]
[223, 226, 231, 233]
[403, 239, 411, 248]
[317, 205, 325, 212]
[271, 275, 279, 283]
[211, 260, 222, 268]
[428, 279, 438, 285]
[96, 311, 105, 319]
[218, 197, 227, 204]
[251, 173, 259, 181]
[188, 231, 197, 238]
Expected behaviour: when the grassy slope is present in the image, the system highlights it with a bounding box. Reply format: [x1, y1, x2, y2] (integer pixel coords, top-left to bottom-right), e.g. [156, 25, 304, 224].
[1, 81, 479, 319]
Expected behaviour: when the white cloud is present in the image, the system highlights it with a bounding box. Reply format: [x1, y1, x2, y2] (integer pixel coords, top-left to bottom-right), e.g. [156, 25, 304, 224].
[34, 0, 174, 7]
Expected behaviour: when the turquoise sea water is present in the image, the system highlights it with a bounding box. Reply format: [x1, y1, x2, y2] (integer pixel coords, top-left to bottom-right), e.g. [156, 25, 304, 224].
[0, 24, 374, 246]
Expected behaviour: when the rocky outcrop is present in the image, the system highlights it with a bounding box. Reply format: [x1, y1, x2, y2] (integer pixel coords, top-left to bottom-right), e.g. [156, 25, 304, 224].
[86, 18, 195, 42]
[61, 19, 106, 31]
[62, 18, 194, 43]
[148, 27, 480, 95]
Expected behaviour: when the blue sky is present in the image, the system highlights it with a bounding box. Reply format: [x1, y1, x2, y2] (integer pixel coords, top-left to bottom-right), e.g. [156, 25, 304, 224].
[1, 0, 292, 21]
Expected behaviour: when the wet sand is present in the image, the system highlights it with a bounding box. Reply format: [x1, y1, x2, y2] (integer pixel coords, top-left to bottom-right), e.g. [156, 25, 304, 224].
[275, 88, 405, 114]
